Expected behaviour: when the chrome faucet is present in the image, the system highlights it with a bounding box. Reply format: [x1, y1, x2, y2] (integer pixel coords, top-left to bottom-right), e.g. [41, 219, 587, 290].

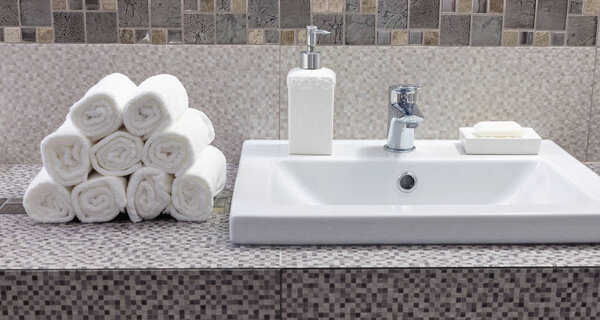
[384, 85, 424, 153]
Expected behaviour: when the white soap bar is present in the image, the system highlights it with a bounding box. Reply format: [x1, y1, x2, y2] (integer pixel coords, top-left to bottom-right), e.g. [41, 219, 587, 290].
[473, 121, 525, 137]
[460, 127, 541, 155]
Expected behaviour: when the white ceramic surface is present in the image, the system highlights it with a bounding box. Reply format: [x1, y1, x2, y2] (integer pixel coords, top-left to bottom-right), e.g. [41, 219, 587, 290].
[230, 140, 600, 244]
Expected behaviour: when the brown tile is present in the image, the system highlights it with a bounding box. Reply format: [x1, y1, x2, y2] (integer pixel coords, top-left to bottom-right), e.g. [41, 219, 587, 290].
[457, 0, 472, 12]
[102, 0, 116, 10]
[248, 29, 264, 44]
[423, 30, 439, 45]
[52, 0, 67, 10]
[329, 0, 344, 12]
[410, 0, 440, 28]
[231, 0, 246, 12]
[361, 0, 376, 13]
[502, 30, 518, 46]
[391, 29, 408, 45]
[200, 0, 214, 11]
[489, 0, 503, 13]
[296, 28, 306, 44]
[151, 29, 167, 44]
[280, 29, 295, 44]
[534, 31, 550, 46]
[313, 0, 328, 12]
[119, 28, 134, 43]
[585, 0, 600, 14]
[37, 27, 53, 42]
[3, 27, 20, 42]
[440, 14, 470, 45]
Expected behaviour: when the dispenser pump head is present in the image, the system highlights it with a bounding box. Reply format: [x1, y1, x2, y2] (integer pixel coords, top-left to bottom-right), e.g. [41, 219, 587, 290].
[300, 26, 331, 70]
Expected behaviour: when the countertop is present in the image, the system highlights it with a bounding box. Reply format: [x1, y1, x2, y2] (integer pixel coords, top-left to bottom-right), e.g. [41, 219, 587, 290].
[1, 163, 600, 269]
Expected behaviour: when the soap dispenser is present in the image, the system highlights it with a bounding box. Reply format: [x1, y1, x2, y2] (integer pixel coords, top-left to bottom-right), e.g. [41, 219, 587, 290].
[287, 26, 336, 155]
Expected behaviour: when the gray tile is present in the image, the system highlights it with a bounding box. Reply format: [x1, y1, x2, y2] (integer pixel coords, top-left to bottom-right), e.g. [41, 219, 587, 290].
[135, 28, 150, 42]
[20, 0, 51, 26]
[21, 27, 35, 42]
[86, 12, 117, 43]
[151, 0, 181, 27]
[216, 0, 231, 11]
[248, 0, 278, 28]
[53, 12, 85, 43]
[184, 13, 214, 44]
[346, 0, 359, 12]
[441, 0, 455, 12]
[536, 0, 568, 30]
[409, 0, 440, 29]
[313, 13, 343, 44]
[118, 0, 149, 28]
[551, 32, 565, 45]
[378, 29, 391, 44]
[471, 15, 502, 46]
[440, 14, 470, 45]
[184, 0, 197, 10]
[264, 29, 279, 43]
[567, 15, 597, 46]
[409, 30, 422, 44]
[280, 0, 310, 28]
[69, 0, 82, 9]
[570, 0, 583, 14]
[345, 14, 375, 44]
[0, 0, 18, 26]
[0, 28, 2, 41]
[519, 30, 533, 45]
[378, 0, 408, 29]
[504, 0, 535, 28]
[85, 0, 99, 9]
[216, 13, 246, 44]
[0, 203, 25, 214]
[167, 29, 181, 43]
[473, 0, 486, 13]
[0, 198, 5, 207]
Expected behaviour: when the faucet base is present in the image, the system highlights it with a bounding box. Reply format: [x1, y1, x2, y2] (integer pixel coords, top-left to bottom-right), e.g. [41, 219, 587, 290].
[383, 145, 416, 153]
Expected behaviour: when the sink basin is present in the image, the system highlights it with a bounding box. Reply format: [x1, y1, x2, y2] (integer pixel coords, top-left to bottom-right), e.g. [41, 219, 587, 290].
[230, 140, 600, 244]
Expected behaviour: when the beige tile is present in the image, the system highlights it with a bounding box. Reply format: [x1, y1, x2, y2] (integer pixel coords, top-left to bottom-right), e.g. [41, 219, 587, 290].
[280, 30, 295, 45]
[102, 0, 117, 10]
[312, 0, 328, 12]
[534, 32, 550, 47]
[231, 0, 247, 12]
[361, 0, 376, 13]
[502, 31, 518, 46]
[392, 30, 408, 45]
[280, 46, 595, 161]
[52, 0, 67, 10]
[585, 0, 600, 14]
[36, 28, 53, 43]
[4, 28, 20, 43]
[457, 0, 472, 12]
[200, 0, 214, 12]
[424, 31, 439, 46]
[328, 0, 344, 12]
[297, 29, 307, 44]
[248, 29, 264, 44]
[489, 0, 503, 13]
[151, 29, 167, 44]
[119, 29, 134, 44]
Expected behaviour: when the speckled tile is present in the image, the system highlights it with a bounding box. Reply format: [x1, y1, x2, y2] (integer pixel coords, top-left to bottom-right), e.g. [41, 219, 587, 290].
[53, 12, 85, 43]
[504, 0, 535, 29]
[184, 13, 214, 44]
[567, 15, 597, 46]
[279, 46, 595, 161]
[282, 268, 600, 319]
[118, 0, 149, 28]
[248, 0, 278, 28]
[377, 0, 408, 29]
[0, 270, 281, 319]
[440, 14, 470, 45]
[0, 0, 19, 26]
[346, 0, 359, 12]
[0, 45, 279, 164]
[313, 13, 343, 44]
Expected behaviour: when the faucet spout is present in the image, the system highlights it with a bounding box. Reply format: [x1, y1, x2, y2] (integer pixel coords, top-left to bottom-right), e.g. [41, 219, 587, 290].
[384, 85, 423, 152]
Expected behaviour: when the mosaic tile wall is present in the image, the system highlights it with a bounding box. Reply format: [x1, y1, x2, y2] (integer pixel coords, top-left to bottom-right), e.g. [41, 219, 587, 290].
[0, 0, 599, 45]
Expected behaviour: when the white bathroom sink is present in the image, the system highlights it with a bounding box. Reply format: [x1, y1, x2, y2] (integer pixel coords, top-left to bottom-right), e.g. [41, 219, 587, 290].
[230, 140, 600, 244]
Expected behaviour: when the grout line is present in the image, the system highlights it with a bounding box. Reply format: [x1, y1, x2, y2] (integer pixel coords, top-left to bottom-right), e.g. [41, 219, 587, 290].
[584, 46, 599, 161]
[278, 267, 283, 320]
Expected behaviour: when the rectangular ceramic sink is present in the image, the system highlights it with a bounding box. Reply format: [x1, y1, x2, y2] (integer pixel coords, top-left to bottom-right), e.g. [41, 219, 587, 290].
[230, 140, 600, 244]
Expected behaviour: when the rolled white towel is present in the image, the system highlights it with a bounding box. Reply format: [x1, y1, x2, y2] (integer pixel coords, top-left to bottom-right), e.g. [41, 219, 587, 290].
[23, 168, 75, 223]
[89, 130, 144, 176]
[41, 115, 92, 187]
[169, 145, 226, 222]
[71, 173, 127, 223]
[143, 108, 215, 175]
[69, 73, 137, 141]
[126, 167, 173, 222]
[123, 74, 188, 138]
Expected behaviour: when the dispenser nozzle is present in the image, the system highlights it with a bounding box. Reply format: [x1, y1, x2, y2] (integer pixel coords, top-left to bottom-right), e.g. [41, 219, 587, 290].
[306, 26, 331, 52]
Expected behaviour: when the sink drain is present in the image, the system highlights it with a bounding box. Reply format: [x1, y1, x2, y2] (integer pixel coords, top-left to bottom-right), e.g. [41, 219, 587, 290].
[397, 172, 417, 193]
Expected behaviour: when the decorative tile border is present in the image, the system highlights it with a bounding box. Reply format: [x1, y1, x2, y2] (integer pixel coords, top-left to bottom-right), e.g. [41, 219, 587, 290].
[0, 0, 598, 45]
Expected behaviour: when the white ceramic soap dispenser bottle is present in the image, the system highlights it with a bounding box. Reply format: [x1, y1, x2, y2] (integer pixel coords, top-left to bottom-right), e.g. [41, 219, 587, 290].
[287, 26, 336, 155]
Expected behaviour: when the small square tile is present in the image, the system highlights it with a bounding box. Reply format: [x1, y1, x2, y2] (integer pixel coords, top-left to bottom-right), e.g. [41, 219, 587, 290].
[505, 0, 535, 28]
[86, 0, 100, 10]
[346, 0, 359, 11]
[37, 27, 53, 42]
[52, 0, 67, 10]
[86, 12, 117, 43]
[440, 14, 470, 45]
[231, 0, 246, 11]
[53, 12, 85, 43]
[296, 28, 307, 44]
[519, 31, 533, 45]
[377, 29, 391, 44]
[584, 0, 600, 14]
[167, 29, 182, 43]
[264, 29, 279, 43]
[280, 0, 311, 28]
[216, 0, 231, 11]
[313, 13, 343, 44]
[502, 30, 518, 45]
[567, 15, 597, 46]
[200, 0, 214, 11]
[534, 31, 550, 46]
[151, 0, 182, 27]
[473, 0, 486, 13]
[151, 28, 167, 44]
[248, 29, 263, 44]
[442, 0, 455, 12]
[392, 29, 408, 44]
[361, 0, 376, 13]
[423, 30, 439, 45]
[184, 13, 214, 44]
[329, 0, 344, 12]
[21, 27, 36, 42]
[570, 0, 583, 13]
[345, 13, 375, 44]
[135, 29, 150, 43]
[536, 0, 567, 30]
[313, 0, 327, 12]
[3, 27, 18, 42]
[457, 0, 472, 12]
[118, 0, 149, 27]
[409, 0, 440, 28]
[20, 0, 52, 26]
[551, 32, 565, 46]
[378, 0, 408, 29]
[280, 29, 294, 44]
[471, 15, 502, 45]
[184, 0, 197, 10]
[102, 0, 116, 10]
[489, 0, 503, 13]
[119, 28, 134, 43]
[215, 14, 246, 44]
[408, 30, 422, 44]
[248, 0, 278, 28]
[69, 0, 83, 10]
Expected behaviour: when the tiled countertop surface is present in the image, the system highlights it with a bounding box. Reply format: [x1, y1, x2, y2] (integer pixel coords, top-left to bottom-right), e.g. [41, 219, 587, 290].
[1, 163, 600, 269]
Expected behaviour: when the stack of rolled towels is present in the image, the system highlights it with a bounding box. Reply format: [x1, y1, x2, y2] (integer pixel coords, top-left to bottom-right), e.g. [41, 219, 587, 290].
[23, 73, 227, 223]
